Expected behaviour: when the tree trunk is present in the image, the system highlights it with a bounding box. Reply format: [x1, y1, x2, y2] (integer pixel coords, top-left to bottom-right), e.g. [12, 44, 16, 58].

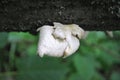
[0, 0, 120, 34]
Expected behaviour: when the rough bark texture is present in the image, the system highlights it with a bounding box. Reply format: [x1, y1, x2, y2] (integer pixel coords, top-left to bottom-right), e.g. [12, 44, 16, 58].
[0, 0, 120, 34]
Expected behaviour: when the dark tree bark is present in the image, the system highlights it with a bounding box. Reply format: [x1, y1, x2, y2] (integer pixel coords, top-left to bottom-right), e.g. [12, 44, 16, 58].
[0, 0, 120, 34]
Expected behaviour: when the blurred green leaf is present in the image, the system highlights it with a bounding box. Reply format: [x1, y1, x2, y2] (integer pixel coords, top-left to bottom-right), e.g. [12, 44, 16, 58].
[8, 32, 36, 42]
[26, 44, 37, 55]
[73, 54, 96, 80]
[92, 72, 105, 80]
[85, 32, 105, 44]
[110, 72, 120, 80]
[0, 32, 8, 48]
[16, 70, 67, 80]
[68, 73, 81, 80]
[0, 31, 120, 80]
[98, 52, 118, 70]
[15, 56, 69, 80]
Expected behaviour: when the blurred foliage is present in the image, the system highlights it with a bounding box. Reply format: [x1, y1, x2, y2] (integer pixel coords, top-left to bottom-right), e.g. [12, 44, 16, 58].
[0, 31, 120, 80]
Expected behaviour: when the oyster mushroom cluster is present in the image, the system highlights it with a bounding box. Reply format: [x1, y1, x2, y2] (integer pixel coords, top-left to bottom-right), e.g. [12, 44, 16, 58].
[37, 22, 85, 58]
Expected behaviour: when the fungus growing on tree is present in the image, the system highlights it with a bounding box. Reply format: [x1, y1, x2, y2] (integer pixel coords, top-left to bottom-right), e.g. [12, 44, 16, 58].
[37, 22, 85, 58]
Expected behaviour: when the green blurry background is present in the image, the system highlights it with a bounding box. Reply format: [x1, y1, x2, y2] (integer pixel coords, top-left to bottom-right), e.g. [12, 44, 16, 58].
[0, 31, 120, 80]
